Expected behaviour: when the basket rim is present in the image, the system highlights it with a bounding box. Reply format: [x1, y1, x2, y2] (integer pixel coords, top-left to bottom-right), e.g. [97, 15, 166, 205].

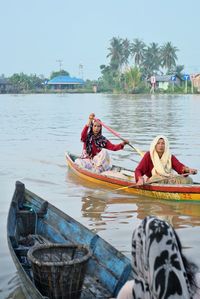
[27, 243, 92, 267]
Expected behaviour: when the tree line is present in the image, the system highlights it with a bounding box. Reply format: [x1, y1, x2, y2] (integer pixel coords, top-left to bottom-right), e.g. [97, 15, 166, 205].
[2, 37, 187, 94]
[6, 70, 70, 93]
[98, 37, 185, 93]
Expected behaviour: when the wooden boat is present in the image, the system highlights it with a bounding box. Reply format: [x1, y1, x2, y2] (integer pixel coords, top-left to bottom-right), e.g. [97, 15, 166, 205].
[7, 181, 133, 299]
[65, 152, 200, 202]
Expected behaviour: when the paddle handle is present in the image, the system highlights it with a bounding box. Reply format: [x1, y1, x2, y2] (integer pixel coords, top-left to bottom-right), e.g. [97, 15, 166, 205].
[94, 118, 144, 157]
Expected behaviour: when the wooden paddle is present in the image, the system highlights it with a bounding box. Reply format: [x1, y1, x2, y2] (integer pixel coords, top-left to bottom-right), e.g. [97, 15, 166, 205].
[86, 179, 158, 199]
[94, 118, 144, 157]
[85, 183, 137, 199]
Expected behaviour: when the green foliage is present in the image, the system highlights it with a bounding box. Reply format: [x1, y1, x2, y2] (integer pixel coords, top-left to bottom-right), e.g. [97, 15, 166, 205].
[107, 37, 124, 73]
[160, 42, 178, 72]
[131, 38, 146, 66]
[3, 36, 194, 95]
[98, 64, 118, 92]
[123, 66, 141, 93]
[100, 36, 182, 93]
[9, 73, 43, 92]
[168, 65, 184, 78]
[50, 70, 70, 79]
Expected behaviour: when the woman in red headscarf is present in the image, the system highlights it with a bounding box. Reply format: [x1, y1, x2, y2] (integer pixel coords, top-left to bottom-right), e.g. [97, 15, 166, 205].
[75, 113, 129, 173]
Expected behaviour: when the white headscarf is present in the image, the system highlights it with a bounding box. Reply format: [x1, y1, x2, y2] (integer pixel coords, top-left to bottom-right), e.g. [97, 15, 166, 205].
[150, 135, 172, 177]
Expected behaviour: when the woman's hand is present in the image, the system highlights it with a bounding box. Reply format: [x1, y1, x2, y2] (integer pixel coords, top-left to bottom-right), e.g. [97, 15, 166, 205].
[184, 166, 197, 175]
[122, 139, 129, 146]
[87, 113, 95, 126]
[136, 177, 145, 186]
[189, 168, 197, 175]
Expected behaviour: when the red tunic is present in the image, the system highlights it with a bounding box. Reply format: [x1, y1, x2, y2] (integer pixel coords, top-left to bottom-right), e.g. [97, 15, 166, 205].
[135, 151, 185, 182]
[81, 125, 124, 158]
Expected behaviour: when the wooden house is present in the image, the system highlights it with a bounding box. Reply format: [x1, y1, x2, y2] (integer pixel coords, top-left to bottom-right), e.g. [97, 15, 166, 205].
[47, 76, 85, 90]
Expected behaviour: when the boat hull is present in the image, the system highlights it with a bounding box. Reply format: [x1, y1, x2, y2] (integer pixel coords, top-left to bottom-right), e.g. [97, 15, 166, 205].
[65, 152, 200, 201]
[7, 181, 133, 299]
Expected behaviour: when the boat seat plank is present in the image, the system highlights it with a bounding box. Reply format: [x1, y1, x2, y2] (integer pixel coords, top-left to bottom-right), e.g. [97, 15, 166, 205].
[81, 275, 111, 298]
[101, 170, 133, 180]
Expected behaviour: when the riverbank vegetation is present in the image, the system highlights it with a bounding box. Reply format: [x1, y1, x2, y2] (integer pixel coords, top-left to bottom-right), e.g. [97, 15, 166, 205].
[1, 37, 198, 94]
[97, 37, 192, 93]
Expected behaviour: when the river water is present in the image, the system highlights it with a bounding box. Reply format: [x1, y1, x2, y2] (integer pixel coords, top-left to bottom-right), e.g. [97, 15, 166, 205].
[1, 93, 200, 298]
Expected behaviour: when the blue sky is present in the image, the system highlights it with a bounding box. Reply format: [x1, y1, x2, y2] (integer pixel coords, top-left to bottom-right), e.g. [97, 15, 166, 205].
[1, 0, 200, 80]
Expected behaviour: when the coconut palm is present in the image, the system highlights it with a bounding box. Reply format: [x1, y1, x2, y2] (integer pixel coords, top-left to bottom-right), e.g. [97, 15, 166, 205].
[121, 38, 131, 70]
[107, 37, 124, 73]
[160, 42, 178, 73]
[141, 42, 161, 77]
[131, 38, 146, 66]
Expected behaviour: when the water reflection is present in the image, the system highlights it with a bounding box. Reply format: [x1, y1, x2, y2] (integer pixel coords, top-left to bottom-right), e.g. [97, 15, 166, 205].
[81, 191, 200, 229]
[1, 273, 25, 299]
[67, 168, 200, 230]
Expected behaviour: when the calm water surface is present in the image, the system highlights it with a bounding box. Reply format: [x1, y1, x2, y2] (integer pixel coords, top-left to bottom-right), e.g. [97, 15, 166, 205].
[1, 93, 200, 298]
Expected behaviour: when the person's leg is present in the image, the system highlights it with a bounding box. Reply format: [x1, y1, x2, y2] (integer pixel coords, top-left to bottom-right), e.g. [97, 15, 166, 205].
[75, 158, 93, 170]
[93, 149, 112, 173]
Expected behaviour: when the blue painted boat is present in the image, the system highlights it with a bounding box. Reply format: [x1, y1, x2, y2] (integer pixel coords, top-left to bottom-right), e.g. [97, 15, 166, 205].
[7, 181, 133, 299]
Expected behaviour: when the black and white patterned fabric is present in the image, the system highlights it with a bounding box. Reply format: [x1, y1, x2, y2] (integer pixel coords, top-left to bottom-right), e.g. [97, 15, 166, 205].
[131, 216, 193, 299]
[85, 122, 107, 156]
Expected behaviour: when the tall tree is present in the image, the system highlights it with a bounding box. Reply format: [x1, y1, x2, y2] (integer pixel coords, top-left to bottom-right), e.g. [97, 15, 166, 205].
[141, 42, 161, 77]
[121, 38, 131, 70]
[99, 64, 117, 91]
[10, 73, 43, 91]
[160, 42, 178, 73]
[107, 37, 124, 73]
[50, 70, 69, 79]
[131, 38, 146, 66]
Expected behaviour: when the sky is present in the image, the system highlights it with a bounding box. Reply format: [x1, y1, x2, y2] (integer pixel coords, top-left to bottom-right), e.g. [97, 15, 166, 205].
[1, 0, 200, 80]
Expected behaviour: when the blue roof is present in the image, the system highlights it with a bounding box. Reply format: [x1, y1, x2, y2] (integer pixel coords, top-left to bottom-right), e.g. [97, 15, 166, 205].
[48, 76, 84, 85]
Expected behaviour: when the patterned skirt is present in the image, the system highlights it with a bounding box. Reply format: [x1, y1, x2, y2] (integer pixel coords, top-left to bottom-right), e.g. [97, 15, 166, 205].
[75, 149, 112, 173]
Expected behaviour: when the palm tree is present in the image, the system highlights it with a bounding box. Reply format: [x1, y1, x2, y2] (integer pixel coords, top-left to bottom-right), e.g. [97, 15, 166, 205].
[141, 42, 161, 77]
[121, 38, 131, 70]
[107, 37, 124, 73]
[131, 38, 146, 66]
[148, 42, 161, 71]
[160, 42, 178, 73]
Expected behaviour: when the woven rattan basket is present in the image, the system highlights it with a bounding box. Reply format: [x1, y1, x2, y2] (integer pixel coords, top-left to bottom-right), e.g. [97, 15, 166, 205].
[28, 243, 91, 299]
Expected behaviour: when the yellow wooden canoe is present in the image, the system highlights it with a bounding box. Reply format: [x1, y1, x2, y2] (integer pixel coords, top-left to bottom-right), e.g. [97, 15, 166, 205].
[65, 152, 200, 202]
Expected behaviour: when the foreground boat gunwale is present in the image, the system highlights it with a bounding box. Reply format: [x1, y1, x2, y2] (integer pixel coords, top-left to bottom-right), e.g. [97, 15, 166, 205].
[65, 152, 200, 201]
[7, 181, 133, 299]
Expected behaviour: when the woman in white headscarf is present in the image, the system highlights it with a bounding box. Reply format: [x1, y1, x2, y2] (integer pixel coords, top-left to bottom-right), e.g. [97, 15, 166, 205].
[135, 135, 197, 185]
[116, 216, 200, 299]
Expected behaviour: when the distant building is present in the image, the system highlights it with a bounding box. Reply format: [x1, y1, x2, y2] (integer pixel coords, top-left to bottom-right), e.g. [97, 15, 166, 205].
[47, 75, 85, 90]
[191, 74, 200, 92]
[148, 75, 182, 91]
[93, 84, 97, 93]
[0, 77, 14, 93]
